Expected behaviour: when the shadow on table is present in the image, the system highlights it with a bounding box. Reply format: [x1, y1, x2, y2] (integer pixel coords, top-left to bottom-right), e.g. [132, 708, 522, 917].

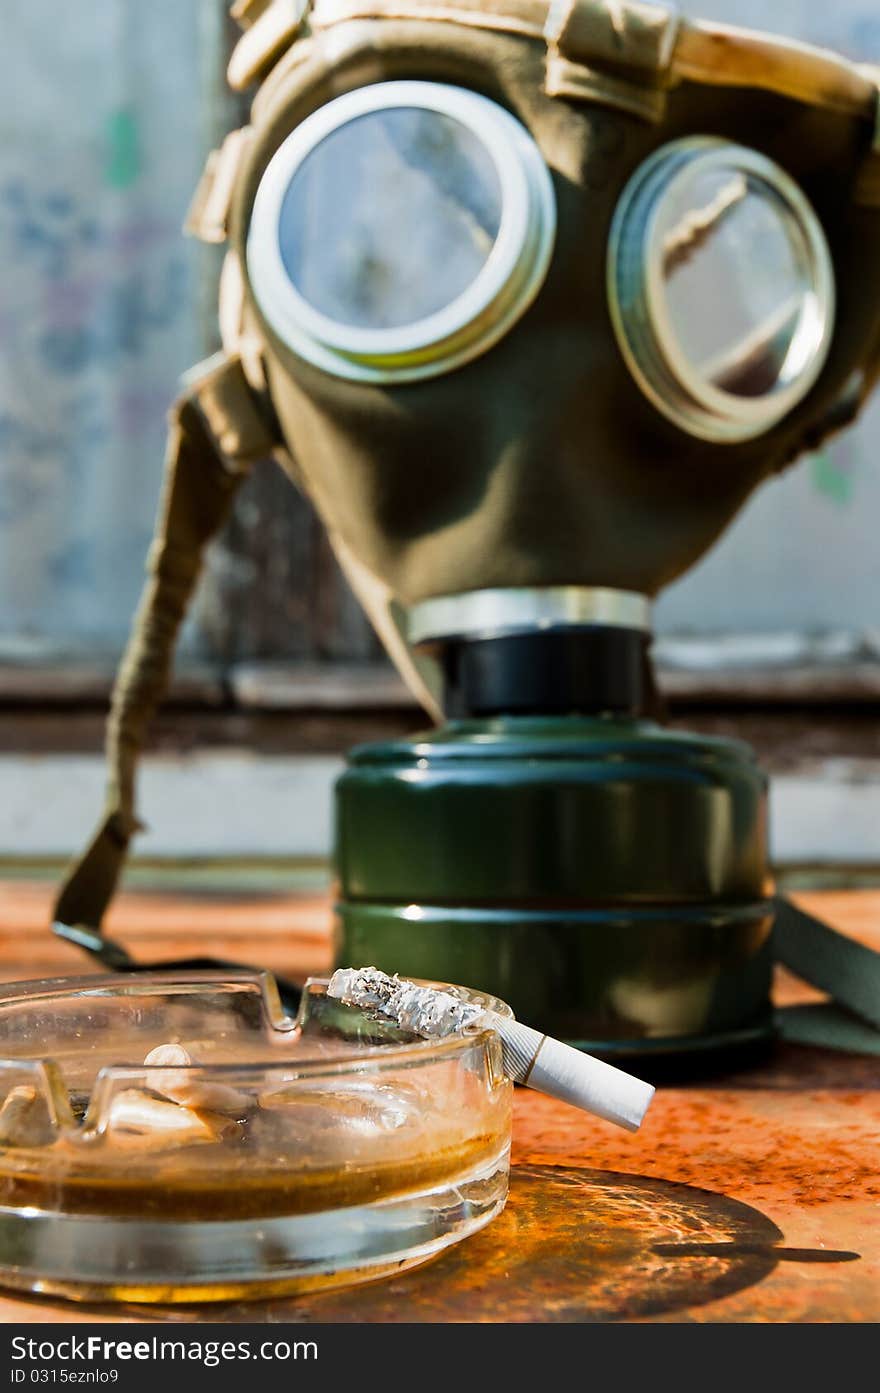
[6, 1165, 858, 1324]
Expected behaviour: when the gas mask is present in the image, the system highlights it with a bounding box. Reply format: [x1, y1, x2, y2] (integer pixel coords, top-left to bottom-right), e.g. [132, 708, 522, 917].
[55, 0, 880, 1062]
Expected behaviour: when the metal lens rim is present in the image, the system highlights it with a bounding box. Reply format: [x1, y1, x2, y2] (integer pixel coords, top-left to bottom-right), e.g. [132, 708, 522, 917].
[246, 80, 557, 383]
[607, 137, 836, 443]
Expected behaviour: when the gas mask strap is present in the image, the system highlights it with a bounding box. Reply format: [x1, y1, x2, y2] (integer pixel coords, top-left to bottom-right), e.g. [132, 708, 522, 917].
[228, 0, 310, 91]
[52, 353, 280, 941]
[773, 897, 880, 1036]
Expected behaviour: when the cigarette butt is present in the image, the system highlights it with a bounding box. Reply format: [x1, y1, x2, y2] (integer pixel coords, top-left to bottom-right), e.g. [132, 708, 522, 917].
[107, 1088, 240, 1148]
[0, 1085, 54, 1147]
[494, 1019, 654, 1132]
[144, 1044, 192, 1068]
[143, 1043, 253, 1117]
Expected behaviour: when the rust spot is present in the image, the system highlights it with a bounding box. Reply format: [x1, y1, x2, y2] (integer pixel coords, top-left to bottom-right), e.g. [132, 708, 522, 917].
[513, 1088, 880, 1212]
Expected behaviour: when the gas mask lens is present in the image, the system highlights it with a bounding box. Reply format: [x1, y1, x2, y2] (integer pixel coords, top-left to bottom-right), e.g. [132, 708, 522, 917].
[280, 108, 503, 330]
[608, 139, 836, 441]
[247, 81, 556, 382]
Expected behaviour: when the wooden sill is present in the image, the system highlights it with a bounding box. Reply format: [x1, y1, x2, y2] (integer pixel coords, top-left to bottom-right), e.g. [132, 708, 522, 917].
[2, 655, 880, 710]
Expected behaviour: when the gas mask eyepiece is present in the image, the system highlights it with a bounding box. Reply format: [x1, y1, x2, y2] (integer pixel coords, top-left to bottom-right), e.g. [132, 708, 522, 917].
[608, 138, 836, 441]
[246, 80, 557, 382]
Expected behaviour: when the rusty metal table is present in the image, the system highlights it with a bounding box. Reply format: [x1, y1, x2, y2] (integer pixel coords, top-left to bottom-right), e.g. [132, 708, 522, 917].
[0, 880, 876, 1324]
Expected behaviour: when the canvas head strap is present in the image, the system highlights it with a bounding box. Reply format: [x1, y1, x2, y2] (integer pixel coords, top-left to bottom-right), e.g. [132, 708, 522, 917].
[52, 354, 281, 936]
[227, 0, 880, 133]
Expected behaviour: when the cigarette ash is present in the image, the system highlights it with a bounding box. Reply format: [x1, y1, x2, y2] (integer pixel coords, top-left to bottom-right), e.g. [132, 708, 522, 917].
[328, 968, 489, 1039]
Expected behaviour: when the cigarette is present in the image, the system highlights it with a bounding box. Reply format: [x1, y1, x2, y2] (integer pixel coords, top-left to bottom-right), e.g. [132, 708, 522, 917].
[328, 967, 654, 1133]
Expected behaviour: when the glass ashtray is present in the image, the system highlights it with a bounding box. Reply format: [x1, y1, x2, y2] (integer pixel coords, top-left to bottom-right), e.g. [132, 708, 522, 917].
[0, 971, 513, 1303]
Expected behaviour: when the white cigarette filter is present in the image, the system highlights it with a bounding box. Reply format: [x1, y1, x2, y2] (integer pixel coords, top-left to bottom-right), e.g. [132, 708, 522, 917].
[327, 967, 654, 1133]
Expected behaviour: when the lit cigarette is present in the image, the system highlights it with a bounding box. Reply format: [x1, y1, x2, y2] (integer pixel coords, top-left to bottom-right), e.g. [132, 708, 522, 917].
[328, 967, 654, 1133]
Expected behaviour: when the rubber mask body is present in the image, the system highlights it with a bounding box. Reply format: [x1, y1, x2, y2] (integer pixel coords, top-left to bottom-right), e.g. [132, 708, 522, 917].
[231, 22, 880, 609]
